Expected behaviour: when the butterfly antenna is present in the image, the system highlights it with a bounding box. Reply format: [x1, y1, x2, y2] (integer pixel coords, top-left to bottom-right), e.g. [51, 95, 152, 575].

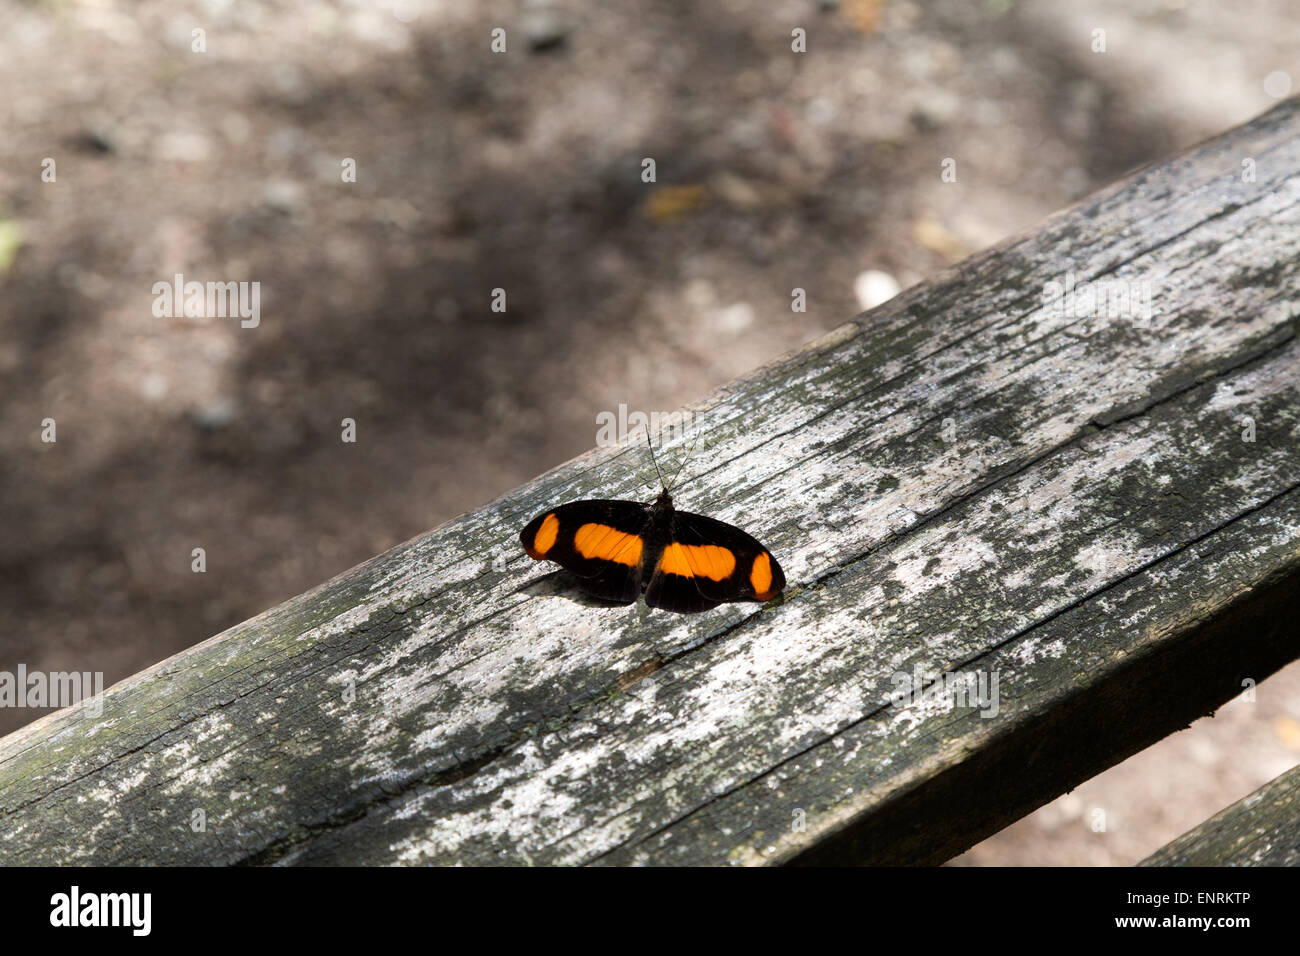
[644, 427, 669, 491]
[665, 429, 700, 494]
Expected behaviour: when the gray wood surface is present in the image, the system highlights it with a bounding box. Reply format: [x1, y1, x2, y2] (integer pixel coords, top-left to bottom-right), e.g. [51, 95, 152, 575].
[3, 99, 1299, 866]
[1141, 764, 1300, 866]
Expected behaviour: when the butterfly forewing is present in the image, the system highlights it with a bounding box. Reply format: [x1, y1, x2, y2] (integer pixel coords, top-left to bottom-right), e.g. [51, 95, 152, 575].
[644, 509, 784, 612]
[520, 499, 650, 604]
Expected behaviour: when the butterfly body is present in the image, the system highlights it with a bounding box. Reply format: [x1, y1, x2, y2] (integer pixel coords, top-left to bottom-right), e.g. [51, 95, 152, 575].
[520, 489, 785, 614]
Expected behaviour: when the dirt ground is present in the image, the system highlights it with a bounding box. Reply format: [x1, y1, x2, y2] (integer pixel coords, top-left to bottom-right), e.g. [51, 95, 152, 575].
[1, 0, 1297, 864]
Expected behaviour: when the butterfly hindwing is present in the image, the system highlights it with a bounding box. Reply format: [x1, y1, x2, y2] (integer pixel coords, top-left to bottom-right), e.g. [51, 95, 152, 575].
[644, 509, 785, 613]
[520, 499, 650, 605]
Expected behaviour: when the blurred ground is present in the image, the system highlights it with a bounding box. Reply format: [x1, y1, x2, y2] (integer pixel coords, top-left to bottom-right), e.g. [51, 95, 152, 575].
[1, 0, 1297, 863]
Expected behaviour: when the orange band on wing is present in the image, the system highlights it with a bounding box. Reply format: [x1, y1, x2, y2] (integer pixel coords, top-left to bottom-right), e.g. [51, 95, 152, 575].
[527, 513, 560, 558]
[574, 523, 644, 566]
[660, 542, 736, 581]
[749, 551, 776, 599]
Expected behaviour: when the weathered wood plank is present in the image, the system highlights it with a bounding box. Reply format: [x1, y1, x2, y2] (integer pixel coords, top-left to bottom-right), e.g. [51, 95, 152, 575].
[1140, 764, 1300, 866]
[2, 99, 1299, 865]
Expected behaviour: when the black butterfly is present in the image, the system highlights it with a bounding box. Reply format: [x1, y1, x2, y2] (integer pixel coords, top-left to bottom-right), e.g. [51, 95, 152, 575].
[520, 434, 785, 613]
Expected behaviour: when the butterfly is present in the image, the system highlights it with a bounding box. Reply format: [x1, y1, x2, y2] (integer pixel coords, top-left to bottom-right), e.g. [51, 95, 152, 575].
[519, 432, 785, 613]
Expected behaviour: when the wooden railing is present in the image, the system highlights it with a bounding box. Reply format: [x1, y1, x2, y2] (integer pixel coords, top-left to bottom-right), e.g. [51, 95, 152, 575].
[2, 99, 1299, 866]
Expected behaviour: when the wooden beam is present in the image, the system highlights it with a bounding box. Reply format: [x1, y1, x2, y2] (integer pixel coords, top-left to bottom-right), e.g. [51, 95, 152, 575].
[1141, 765, 1300, 866]
[3, 99, 1300, 865]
